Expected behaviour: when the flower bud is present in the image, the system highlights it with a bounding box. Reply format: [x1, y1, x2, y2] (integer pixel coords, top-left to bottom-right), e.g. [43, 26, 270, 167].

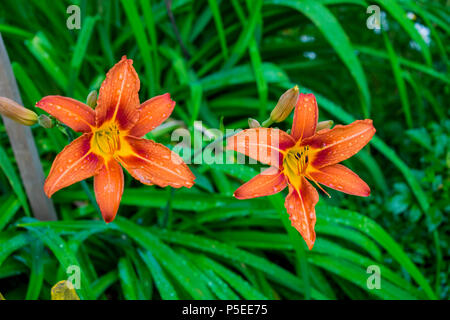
[0, 97, 38, 126]
[86, 90, 97, 108]
[316, 120, 334, 132]
[38, 114, 54, 128]
[269, 85, 299, 123]
[248, 118, 261, 128]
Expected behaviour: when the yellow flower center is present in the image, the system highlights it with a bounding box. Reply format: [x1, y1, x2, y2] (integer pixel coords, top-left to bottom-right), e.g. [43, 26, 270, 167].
[92, 123, 121, 157]
[283, 145, 310, 189]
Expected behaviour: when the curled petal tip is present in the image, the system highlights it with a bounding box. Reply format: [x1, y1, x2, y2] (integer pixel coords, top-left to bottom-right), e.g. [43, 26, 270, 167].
[43, 185, 53, 198]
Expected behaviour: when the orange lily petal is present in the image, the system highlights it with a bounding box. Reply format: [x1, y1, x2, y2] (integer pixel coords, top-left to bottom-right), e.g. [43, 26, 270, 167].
[36, 96, 95, 132]
[226, 128, 295, 167]
[234, 167, 287, 199]
[96, 56, 140, 130]
[304, 119, 376, 168]
[284, 179, 319, 250]
[291, 93, 318, 141]
[94, 158, 124, 223]
[129, 93, 176, 137]
[44, 134, 100, 197]
[308, 164, 370, 197]
[117, 136, 195, 188]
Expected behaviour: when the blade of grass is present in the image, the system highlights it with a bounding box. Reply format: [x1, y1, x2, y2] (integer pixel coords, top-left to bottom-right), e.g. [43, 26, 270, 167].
[249, 38, 269, 119]
[184, 251, 264, 299]
[0, 196, 20, 231]
[265, 0, 371, 117]
[120, 0, 155, 95]
[0, 232, 29, 266]
[150, 227, 329, 299]
[140, 0, 160, 91]
[20, 222, 91, 299]
[118, 256, 139, 300]
[138, 250, 178, 300]
[25, 239, 44, 300]
[383, 32, 413, 128]
[112, 218, 213, 299]
[224, 0, 262, 68]
[208, 0, 229, 60]
[0, 145, 31, 216]
[375, 0, 432, 66]
[91, 270, 118, 300]
[67, 16, 99, 96]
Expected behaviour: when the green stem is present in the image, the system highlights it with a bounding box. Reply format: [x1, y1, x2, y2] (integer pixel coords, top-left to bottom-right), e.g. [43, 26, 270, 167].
[261, 118, 274, 128]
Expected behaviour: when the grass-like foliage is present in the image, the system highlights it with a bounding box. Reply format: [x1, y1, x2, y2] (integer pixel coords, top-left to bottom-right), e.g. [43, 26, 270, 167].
[0, 0, 448, 300]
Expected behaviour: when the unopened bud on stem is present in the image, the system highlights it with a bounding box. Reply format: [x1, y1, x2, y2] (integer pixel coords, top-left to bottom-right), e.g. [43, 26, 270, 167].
[0, 97, 38, 126]
[86, 90, 97, 108]
[316, 120, 334, 131]
[269, 85, 299, 123]
[248, 118, 261, 128]
[38, 114, 54, 128]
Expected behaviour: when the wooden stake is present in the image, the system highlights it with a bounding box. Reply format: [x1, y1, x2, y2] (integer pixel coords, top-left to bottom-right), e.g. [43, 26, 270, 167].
[0, 34, 57, 221]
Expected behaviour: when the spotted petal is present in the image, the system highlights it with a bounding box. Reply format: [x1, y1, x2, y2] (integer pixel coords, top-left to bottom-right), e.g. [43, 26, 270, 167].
[291, 93, 318, 141]
[129, 93, 176, 137]
[284, 178, 319, 250]
[234, 167, 287, 199]
[94, 158, 124, 223]
[44, 134, 100, 197]
[36, 96, 95, 132]
[226, 128, 295, 168]
[96, 56, 140, 131]
[303, 119, 376, 168]
[309, 164, 370, 197]
[117, 136, 195, 188]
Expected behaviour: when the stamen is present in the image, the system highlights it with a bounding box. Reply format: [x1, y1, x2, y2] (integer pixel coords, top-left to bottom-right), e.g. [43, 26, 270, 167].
[283, 145, 310, 176]
[93, 123, 121, 156]
[307, 174, 331, 198]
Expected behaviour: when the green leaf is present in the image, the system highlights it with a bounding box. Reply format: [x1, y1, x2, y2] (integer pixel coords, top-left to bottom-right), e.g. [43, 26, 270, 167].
[383, 33, 412, 128]
[21, 223, 91, 300]
[150, 227, 329, 299]
[0, 196, 21, 231]
[0, 232, 29, 266]
[0, 145, 31, 216]
[138, 250, 178, 300]
[208, 0, 229, 60]
[118, 256, 139, 300]
[265, 0, 371, 117]
[374, 0, 432, 66]
[112, 218, 214, 299]
[68, 16, 99, 95]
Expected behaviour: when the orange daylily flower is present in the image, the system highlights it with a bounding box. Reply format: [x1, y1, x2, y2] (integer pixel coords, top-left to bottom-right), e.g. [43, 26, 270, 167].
[227, 93, 375, 249]
[37, 56, 195, 222]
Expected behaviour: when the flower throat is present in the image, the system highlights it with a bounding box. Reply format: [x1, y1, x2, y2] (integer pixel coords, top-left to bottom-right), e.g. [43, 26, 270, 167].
[93, 123, 121, 156]
[284, 145, 310, 177]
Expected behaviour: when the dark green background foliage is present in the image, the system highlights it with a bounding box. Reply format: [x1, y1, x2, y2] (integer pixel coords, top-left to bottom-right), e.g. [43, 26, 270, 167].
[0, 0, 448, 300]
